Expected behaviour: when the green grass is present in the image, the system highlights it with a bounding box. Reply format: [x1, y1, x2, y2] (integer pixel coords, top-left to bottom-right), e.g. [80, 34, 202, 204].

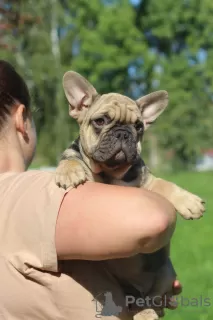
[158, 171, 213, 320]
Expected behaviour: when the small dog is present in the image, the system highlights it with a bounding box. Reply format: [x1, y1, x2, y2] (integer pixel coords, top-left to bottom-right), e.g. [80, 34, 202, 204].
[55, 71, 205, 319]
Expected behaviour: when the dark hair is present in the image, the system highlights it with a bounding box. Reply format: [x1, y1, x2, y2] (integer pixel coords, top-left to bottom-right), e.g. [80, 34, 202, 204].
[0, 60, 31, 126]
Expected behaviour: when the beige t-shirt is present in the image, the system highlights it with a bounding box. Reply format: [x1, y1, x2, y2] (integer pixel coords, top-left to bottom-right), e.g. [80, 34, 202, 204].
[0, 170, 130, 320]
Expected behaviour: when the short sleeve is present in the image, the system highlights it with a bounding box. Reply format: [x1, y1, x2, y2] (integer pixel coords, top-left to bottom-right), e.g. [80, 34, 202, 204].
[0, 170, 69, 273]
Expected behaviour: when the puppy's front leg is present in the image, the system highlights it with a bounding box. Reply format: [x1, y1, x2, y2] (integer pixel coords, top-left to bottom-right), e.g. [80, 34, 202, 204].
[55, 141, 92, 189]
[55, 158, 89, 189]
[142, 171, 205, 220]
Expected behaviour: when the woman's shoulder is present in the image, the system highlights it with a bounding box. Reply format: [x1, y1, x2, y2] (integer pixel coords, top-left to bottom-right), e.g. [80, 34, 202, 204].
[0, 169, 67, 199]
[0, 169, 55, 184]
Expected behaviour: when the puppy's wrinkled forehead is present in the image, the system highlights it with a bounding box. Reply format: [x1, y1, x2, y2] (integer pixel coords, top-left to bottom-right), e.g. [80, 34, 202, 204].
[88, 93, 141, 124]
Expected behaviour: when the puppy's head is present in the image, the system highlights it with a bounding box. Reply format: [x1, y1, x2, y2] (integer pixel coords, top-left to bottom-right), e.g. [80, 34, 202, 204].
[63, 71, 168, 177]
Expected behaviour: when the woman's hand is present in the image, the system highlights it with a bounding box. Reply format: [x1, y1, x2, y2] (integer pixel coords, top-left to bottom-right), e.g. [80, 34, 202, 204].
[129, 280, 182, 318]
[154, 280, 183, 317]
[167, 279, 182, 308]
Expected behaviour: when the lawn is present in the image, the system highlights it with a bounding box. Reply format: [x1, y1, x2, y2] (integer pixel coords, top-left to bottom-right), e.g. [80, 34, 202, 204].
[159, 171, 213, 320]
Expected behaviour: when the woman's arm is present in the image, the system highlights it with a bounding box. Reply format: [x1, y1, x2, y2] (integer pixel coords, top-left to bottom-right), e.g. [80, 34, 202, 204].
[55, 181, 176, 260]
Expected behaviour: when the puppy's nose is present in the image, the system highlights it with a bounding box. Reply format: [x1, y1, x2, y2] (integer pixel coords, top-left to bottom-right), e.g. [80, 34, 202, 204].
[115, 130, 129, 140]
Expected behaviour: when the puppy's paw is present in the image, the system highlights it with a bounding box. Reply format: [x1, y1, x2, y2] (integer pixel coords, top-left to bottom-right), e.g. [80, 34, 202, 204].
[173, 189, 205, 220]
[55, 159, 87, 189]
[134, 309, 159, 320]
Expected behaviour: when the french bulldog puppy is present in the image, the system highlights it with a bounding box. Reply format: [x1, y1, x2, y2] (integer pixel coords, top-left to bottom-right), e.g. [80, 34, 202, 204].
[55, 71, 205, 319]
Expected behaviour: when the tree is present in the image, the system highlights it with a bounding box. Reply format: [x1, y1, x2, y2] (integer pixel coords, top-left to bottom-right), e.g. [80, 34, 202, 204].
[1, 0, 213, 169]
[133, 0, 213, 169]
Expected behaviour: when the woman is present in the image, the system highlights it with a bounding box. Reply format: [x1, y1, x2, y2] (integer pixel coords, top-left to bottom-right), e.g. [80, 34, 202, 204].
[0, 60, 181, 319]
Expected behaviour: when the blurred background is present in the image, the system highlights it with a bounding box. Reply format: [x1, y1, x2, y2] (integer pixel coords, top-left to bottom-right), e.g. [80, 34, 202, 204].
[1, 0, 213, 319]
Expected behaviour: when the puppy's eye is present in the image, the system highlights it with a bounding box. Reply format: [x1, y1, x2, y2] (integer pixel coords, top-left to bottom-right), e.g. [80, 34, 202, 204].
[135, 122, 144, 133]
[92, 115, 111, 131]
[94, 118, 105, 127]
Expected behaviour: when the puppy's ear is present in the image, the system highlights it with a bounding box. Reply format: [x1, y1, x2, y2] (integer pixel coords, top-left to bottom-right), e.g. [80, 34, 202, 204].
[63, 71, 98, 123]
[136, 91, 168, 130]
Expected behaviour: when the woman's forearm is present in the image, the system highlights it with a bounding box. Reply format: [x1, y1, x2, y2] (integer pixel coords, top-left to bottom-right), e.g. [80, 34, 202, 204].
[55, 182, 176, 260]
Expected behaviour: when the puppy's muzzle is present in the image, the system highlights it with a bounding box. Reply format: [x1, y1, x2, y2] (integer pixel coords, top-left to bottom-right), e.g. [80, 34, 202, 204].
[92, 126, 138, 167]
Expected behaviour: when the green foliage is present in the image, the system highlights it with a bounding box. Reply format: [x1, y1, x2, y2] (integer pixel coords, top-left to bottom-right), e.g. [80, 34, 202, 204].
[1, 0, 213, 167]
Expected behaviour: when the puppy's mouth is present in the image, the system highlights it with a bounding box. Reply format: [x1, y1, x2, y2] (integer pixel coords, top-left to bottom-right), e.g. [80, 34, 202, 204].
[93, 148, 138, 174]
[105, 150, 127, 168]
